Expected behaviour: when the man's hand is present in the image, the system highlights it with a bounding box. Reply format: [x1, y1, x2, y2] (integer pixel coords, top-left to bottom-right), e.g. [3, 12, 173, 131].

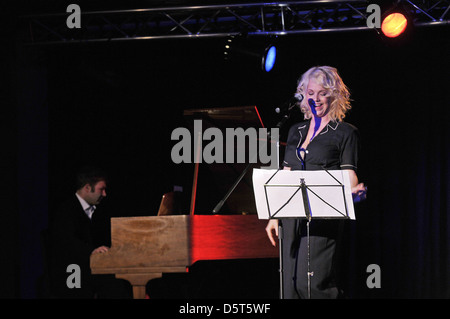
[91, 245, 109, 255]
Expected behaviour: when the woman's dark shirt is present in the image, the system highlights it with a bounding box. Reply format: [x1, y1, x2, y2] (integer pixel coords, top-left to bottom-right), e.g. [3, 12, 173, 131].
[283, 120, 360, 172]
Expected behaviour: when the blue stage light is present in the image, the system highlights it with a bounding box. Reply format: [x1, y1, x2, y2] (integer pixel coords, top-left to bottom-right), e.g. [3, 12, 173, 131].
[263, 45, 276, 72]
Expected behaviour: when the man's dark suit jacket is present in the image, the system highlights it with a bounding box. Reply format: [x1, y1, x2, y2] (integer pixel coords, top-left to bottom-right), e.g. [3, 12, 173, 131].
[49, 194, 98, 298]
[48, 194, 132, 298]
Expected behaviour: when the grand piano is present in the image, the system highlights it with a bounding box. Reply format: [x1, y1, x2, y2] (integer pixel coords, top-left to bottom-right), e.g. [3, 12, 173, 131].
[90, 106, 279, 299]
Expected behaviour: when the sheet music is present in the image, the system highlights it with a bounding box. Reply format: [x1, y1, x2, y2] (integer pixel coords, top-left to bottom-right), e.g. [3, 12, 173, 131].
[252, 169, 356, 220]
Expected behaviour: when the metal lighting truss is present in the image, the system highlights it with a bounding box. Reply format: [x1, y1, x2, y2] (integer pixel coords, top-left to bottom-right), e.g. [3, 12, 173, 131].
[20, 0, 450, 44]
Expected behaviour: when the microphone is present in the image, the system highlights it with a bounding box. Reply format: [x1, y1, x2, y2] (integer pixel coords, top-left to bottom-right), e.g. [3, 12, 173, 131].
[275, 93, 304, 114]
[274, 93, 304, 128]
[294, 92, 304, 102]
[308, 98, 320, 117]
[308, 98, 316, 108]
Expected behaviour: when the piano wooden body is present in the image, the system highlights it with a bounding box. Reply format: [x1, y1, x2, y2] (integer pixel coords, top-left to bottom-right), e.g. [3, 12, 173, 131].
[90, 214, 278, 299]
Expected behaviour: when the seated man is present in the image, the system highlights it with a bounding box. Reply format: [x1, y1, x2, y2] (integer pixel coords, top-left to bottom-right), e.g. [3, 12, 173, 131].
[48, 166, 131, 298]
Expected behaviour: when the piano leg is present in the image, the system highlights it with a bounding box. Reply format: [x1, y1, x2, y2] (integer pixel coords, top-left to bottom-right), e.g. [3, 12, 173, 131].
[116, 273, 163, 299]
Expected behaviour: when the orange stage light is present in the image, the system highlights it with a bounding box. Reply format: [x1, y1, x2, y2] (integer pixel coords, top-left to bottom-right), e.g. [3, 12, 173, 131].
[381, 13, 408, 38]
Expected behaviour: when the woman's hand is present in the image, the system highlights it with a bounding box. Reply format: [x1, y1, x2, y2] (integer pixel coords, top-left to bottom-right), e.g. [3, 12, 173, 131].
[265, 219, 279, 247]
[346, 170, 367, 203]
[352, 183, 367, 203]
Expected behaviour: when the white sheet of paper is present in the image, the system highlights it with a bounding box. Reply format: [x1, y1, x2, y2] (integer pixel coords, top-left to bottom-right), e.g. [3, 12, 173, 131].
[252, 168, 355, 220]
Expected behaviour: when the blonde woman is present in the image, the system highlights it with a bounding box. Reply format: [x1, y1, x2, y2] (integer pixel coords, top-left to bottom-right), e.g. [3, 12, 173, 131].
[266, 66, 366, 298]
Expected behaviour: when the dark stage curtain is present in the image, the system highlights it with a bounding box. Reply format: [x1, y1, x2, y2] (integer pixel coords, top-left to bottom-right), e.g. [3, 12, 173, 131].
[342, 34, 450, 298]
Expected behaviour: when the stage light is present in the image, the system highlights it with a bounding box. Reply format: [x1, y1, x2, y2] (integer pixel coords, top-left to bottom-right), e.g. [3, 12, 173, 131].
[263, 45, 277, 72]
[381, 12, 408, 38]
[224, 36, 278, 72]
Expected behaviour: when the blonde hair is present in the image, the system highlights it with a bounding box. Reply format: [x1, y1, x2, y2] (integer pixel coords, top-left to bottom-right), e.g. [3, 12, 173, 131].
[296, 66, 351, 122]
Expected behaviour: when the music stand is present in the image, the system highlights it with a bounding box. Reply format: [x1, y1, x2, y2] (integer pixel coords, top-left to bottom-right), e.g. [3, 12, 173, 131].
[252, 168, 355, 299]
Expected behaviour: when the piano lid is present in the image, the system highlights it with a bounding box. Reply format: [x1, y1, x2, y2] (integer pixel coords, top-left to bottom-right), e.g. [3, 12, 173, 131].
[183, 105, 265, 129]
[181, 105, 267, 215]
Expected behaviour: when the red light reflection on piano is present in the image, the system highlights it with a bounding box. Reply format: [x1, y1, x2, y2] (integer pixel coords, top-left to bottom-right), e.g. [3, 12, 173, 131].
[189, 215, 278, 265]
